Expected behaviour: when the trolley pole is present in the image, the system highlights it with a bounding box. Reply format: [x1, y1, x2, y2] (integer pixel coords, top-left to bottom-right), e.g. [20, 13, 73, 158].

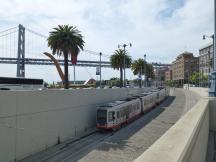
[99, 52, 102, 88]
[118, 43, 132, 87]
[144, 54, 147, 87]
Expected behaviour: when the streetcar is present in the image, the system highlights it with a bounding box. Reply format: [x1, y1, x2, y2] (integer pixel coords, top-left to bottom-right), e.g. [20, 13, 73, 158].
[97, 88, 169, 130]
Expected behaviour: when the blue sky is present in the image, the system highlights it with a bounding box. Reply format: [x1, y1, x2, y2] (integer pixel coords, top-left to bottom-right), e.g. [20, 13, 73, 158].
[0, 0, 214, 83]
[158, 0, 186, 18]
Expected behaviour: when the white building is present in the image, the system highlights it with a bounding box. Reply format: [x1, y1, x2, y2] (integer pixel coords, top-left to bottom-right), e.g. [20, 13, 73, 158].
[199, 43, 213, 76]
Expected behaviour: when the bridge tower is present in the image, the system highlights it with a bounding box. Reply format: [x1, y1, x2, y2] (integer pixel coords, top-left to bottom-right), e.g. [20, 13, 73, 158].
[16, 24, 25, 77]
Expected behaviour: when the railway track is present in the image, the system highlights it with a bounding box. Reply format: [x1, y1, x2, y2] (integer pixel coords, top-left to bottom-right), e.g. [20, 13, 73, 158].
[36, 131, 114, 162]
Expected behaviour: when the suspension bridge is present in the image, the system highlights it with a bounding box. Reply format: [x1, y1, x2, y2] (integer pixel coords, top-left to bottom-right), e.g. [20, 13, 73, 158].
[0, 24, 170, 78]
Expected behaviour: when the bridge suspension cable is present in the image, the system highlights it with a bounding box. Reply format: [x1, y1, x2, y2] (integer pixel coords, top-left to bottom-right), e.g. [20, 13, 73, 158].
[0, 26, 17, 34]
[25, 27, 47, 39]
[0, 25, 170, 66]
[0, 26, 18, 58]
[25, 27, 112, 59]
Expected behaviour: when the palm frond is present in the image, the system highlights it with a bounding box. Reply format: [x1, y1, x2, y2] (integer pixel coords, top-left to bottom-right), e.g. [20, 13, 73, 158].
[110, 49, 132, 70]
[47, 25, 85, 57]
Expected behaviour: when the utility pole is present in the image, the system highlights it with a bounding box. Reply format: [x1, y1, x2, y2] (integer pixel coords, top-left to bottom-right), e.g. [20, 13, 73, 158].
[118, 43, 132, 87]
[16, 24, 25, 77]
[209, 0, 216, 97]
[99, 52, 102, 88]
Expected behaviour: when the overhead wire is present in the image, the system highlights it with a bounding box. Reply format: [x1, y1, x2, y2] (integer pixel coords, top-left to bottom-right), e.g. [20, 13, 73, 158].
[83, 49, 111, 58]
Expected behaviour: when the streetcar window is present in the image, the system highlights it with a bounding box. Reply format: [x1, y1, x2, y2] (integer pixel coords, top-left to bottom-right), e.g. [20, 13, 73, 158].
[121, 109, 125, 117]
[121, 109, 124, 116]
[108, 111, 115, 121]
[117, 111, 120, 118]
[157, 93, 159, 99]
[97, 110, 107, 124]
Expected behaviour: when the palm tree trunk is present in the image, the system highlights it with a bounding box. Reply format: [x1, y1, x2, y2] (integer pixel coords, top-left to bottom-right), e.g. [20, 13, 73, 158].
[64, 52, 69, 89]
[120, 67, 123, 88]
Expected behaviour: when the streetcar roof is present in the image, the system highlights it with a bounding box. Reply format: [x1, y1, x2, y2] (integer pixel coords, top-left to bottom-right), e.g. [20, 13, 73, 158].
[98, 101, 126, 108]
[141, 92, 153, 96]
[98, 97, 139, 109]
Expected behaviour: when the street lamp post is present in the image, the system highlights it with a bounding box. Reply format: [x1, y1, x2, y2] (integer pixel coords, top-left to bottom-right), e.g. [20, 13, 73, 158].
[118, 43, 132, 87]
[144, 54, 147, 87]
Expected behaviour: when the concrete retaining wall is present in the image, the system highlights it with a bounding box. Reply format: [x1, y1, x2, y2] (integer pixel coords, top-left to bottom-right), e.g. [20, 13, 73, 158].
[134, 98, 211, 162]
[0, 88, 146, 162]
[209, 99, 216, 131]
[184, 86, 209, 97]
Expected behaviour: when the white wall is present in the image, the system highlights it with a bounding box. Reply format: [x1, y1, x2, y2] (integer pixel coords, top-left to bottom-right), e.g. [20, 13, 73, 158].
[0, 88, 144, 162]
[134, 98, 211, 162]
[184, 86, 209, 98]
[209, 99, 216, 131]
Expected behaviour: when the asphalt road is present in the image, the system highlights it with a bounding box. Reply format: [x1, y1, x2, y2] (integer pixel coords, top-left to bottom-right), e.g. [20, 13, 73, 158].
[19, 88, 200, 162]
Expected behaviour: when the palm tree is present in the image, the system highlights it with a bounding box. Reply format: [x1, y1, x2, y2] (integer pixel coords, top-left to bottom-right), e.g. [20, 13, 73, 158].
[110, 49, 132, 87]
[47, 25, 84, 89]
[131, 59, 146, 88]
[131, 59, 155, 87]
